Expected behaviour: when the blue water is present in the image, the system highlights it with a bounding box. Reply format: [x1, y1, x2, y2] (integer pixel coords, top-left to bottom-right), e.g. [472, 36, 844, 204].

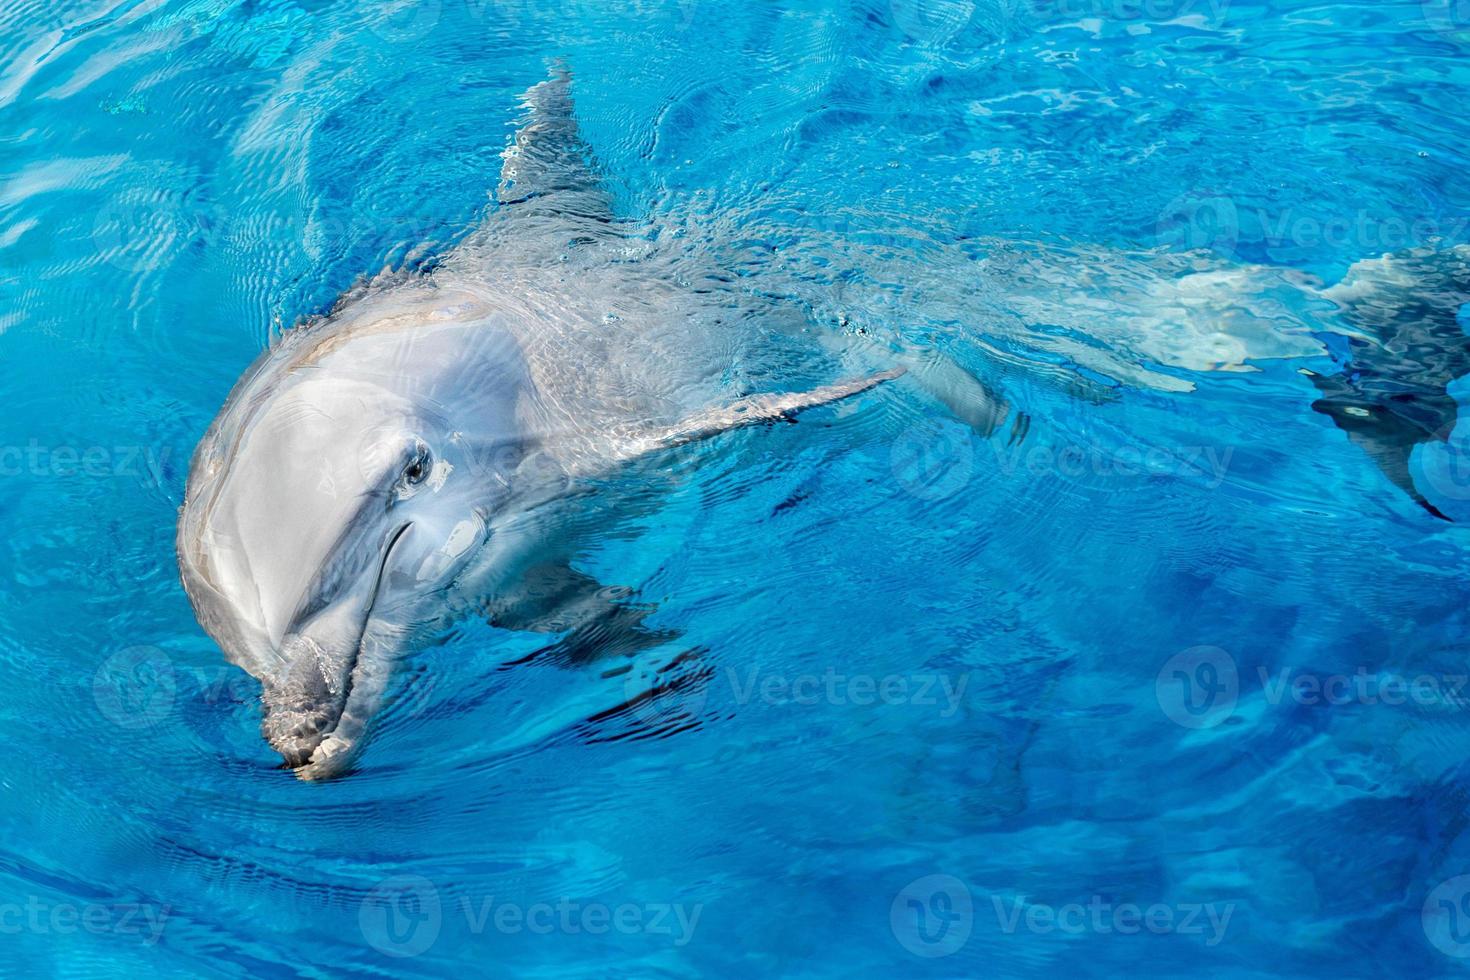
[4, 0, 1470, 975]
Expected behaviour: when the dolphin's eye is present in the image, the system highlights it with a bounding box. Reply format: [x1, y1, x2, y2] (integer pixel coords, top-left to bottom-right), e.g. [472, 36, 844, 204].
[402, 448, 431, 488]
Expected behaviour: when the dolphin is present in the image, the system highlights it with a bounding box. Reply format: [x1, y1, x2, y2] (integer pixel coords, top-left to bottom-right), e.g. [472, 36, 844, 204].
[176, 71, 933, 778]
[180, 69, 1466, 781]
[1303, 246, 1470, 521]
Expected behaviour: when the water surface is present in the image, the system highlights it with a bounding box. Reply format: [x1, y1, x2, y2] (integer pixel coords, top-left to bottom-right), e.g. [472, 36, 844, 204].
[2, 0, 1470, 975]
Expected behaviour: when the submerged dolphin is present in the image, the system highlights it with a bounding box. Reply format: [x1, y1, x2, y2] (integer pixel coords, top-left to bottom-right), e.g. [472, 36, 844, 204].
[1304, 246, 1470, 520]
[177, 72, 928, 778]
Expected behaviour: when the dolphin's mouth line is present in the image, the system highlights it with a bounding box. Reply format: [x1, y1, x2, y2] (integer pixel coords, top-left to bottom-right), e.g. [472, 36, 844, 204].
[297, 520, 413, 766]
[367, 520, 414, 627]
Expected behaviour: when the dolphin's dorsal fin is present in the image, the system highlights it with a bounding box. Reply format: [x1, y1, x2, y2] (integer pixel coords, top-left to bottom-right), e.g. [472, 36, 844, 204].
[444, 67, 617, 270]
[496, 67, 614, 226]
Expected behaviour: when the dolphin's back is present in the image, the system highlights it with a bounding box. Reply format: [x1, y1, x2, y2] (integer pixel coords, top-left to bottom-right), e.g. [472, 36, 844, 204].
[437, 70, 819, 456]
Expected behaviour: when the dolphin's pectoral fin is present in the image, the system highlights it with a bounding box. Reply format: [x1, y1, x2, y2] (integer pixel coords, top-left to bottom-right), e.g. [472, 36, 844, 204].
[496, 66, 614, 226]
[610, 368, 906, 464]
[487, 561, 679, 665]
[900, 348, 1011, 437]
[1309, 371, 1455, 521]
[1310, 245, 1470, 519]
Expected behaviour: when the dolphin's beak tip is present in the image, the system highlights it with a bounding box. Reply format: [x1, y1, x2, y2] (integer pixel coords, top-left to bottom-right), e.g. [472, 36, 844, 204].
[290, 734, 358, 781]
[291, 764, 325, 782]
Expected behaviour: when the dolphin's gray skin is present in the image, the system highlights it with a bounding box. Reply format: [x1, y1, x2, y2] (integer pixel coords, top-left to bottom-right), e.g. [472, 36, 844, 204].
[177, 71, 912, 778]
[767, 230, 1470, 519]
[1304, 246, 1470, 521]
